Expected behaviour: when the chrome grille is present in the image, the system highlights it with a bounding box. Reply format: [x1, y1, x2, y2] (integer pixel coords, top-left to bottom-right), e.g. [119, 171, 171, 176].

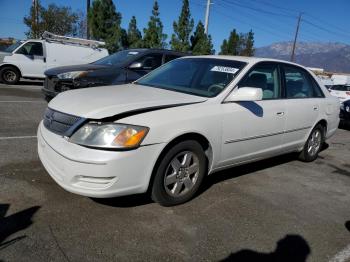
[43, 108, 84, 136]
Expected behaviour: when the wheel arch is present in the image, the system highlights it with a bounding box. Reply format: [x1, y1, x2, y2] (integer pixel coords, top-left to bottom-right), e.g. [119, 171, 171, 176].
[0, 64, 22, 77]
[147, 132, 214, 193]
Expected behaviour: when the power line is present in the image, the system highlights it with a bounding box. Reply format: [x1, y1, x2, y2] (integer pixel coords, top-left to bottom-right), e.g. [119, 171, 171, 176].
[302, 18, 350, 39]
[219, 0, 297, 19]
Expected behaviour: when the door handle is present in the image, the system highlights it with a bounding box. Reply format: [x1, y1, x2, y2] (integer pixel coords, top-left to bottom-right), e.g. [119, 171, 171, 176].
[313, 106, 319, 111]
[276, 112, 285, 116]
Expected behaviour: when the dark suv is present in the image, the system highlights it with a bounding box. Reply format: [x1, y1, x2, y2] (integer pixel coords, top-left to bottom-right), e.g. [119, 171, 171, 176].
[42, 49, 187, 101]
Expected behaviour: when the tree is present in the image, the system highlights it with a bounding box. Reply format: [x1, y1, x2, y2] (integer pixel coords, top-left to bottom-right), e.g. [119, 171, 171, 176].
[190, 21, 213, 55]
[171, 0, 194, 52]
[88, 0, 123, 52]
[24, 1, 79, 39]
[219, 29, 240, 55]
[219, 29, 254, 56]
[23, 0, 45, 38]
[240, 30, 255, 56]
[127, 16, 142, 48]
[41, 4, 79, 36]
[143, 1, 167, 48]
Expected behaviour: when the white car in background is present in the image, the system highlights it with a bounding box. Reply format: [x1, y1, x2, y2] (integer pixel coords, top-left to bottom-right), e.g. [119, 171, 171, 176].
[0, 32, 108, 84]
[37, 56, 340, 206]
[329, 85, 350, 102]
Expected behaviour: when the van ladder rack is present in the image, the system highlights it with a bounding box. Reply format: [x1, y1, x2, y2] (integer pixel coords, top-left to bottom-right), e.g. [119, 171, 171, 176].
[41, 31, 105, 49]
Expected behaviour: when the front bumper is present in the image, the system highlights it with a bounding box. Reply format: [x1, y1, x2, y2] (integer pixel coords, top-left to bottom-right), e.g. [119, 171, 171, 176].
[340, 109, 350, 123]
[37, 121, 165, 198]
[42, 76, 76, 98]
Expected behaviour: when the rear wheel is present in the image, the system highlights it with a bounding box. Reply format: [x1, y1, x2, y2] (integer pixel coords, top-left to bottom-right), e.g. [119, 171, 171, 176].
[298, 124, 324, 162]
[0, 66, 20, 84]
[151, 140, 207, 206]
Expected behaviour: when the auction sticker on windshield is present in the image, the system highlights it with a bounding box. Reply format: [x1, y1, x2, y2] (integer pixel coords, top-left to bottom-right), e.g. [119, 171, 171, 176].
[211, 66, 239, 74]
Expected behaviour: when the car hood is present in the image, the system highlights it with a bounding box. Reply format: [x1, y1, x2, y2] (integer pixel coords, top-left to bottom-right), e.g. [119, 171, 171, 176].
[0, 51, 11, 63]
[45, 63, 111, 76]
[48, 84, 207, 119]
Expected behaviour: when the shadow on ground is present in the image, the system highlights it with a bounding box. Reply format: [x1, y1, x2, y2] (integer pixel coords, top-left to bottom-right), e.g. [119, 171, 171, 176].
[346, 221, 350, 232]
[220, 234, 311, 262]
[94, 153, 298, 208]
[0, 204, 40, 250]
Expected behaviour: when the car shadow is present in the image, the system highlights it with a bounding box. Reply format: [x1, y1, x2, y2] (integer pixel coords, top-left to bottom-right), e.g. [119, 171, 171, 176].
[91, 193, 153, 208]
[198, 153, 297, 196]
[0, 204, 40, 250]
[19, 80, 43, 86]
[220, 234, 311, 262]
[346, 221, 350, 232]
[94, 153, 298, 208]
[339, 122, 350, 131]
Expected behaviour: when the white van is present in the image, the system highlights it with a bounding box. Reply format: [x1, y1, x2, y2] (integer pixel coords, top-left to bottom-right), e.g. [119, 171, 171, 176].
[0, 32, 108, 84]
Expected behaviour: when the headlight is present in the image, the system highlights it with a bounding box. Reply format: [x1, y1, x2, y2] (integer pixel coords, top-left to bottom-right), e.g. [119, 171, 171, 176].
[69, 123, 149, 149]
[57, 71, 88, 80]
[346, 105, 350, 112]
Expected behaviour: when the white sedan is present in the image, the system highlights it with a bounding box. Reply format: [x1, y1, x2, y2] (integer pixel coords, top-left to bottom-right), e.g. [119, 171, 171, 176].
[38, 56, 340, 206]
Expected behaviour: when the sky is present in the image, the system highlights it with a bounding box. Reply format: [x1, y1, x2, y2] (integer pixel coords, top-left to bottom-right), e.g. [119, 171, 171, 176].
[0, 0, 350, 52]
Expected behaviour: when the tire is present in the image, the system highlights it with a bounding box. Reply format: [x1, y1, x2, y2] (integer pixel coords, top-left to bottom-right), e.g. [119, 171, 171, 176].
[0, 66, 20, 84]
[44, 95, 53, 102]
[298, 124, 324, 162]
[151, 140, 207, 206]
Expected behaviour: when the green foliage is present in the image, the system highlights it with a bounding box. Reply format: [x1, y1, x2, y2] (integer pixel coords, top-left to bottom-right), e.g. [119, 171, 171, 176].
[24, 1, 78, 39]
[219, 29, 255, 56]
[142, 1, 167, 49]
[88, 0, 123, 52]
[127, 16, 142, 48]
[171, 0, 194, 52]
[190, 21, 213, 55]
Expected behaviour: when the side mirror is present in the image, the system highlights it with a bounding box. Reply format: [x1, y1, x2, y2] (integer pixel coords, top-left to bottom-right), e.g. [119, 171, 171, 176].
[129, 62, 143, 69]
[225, 87, 263, 102]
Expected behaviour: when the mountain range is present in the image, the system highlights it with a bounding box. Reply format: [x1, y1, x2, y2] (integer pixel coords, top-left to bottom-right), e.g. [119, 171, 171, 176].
[255, 42, 350, 73]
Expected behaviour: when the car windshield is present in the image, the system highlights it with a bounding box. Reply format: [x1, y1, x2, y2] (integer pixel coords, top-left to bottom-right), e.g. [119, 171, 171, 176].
[4, 41, 22, 53]
[331, 85, 350, 91]
[135, 58, 246, 97]
[93, 50, 141, 66]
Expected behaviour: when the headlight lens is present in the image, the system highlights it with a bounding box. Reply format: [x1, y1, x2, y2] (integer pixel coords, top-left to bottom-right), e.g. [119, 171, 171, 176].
[69, 123, 149, 149]
[346, 105, 350, 112]
[57, 71, 88, 80]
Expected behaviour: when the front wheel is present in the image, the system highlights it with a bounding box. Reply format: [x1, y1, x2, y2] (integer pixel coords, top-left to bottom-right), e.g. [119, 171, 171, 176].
[151, 140, 207, 206]
[0, 66, 20, 84]
[298, 124, 324, 162]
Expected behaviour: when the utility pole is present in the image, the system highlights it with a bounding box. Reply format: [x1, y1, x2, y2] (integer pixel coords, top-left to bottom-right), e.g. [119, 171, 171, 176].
[86, 0, 90, 39]
[32, 0, 39, 38]
[204, 0, 211, 35]
[291, 13, 302, 62]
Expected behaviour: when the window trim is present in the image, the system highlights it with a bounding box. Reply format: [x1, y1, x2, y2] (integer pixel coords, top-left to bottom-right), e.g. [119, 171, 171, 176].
[280, 63, 326, 99]
[15, 41, 44, 57]
[236, 61, 284, 101]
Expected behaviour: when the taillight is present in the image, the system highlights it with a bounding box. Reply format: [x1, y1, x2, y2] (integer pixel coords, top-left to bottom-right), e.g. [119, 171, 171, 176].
[346, 91, 350, 95]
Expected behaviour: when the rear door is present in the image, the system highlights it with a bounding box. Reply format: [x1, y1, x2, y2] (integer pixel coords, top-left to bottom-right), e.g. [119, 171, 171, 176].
[220, 62, 287, 166]
[281, 64, 325, 150]
[11, 41, 46, 77]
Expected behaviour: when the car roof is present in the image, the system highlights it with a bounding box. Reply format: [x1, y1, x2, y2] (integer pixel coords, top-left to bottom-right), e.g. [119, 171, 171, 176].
[180, 55, 307, 68]
[125, 48, 188, 56]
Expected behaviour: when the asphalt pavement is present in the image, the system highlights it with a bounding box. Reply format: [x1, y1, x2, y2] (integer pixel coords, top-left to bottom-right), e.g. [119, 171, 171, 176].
[0, 83, 349, 262]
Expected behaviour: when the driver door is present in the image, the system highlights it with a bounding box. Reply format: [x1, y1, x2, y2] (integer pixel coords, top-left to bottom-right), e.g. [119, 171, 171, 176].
[12, 41, 46, 78]
[220, 62, 287, 167]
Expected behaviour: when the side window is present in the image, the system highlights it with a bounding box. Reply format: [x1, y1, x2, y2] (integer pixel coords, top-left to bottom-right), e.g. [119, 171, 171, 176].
[164, 54, 180, 63]
[238, 63, 281, 100]
[16, 42, 43, 56]
[284, 65, 320, 98]
[135, 54, 163, 70]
